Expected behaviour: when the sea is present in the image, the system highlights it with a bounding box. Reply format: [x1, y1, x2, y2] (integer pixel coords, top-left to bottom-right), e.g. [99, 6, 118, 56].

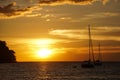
[0, 62, 120, 80]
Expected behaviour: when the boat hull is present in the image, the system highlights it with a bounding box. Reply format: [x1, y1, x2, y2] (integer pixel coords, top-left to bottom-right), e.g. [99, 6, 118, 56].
[81, 61, 94, 68]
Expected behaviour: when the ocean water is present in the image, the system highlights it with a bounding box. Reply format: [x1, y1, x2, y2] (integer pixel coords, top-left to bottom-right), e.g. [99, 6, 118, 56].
[0, 62, 120, 80]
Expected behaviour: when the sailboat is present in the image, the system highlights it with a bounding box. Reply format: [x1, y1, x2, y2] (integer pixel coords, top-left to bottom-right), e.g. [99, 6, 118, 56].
[81, 25, 94, 68]
[94, 41, 102, 66]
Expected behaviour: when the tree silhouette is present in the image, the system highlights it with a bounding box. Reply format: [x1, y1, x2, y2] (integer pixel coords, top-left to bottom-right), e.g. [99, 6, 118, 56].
[0, 40, 16, 63]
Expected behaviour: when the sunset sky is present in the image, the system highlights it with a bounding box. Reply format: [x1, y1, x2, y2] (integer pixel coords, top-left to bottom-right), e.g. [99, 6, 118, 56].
[0, 0, 120, 62]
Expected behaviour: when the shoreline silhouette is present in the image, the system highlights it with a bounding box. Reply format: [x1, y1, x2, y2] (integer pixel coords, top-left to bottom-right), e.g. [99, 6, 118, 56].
[0, 40, 16, 63]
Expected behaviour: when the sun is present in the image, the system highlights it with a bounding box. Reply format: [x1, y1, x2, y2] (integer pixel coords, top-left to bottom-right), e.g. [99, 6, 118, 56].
[36, 48, 53, 58]
[32, 38, 56, 59]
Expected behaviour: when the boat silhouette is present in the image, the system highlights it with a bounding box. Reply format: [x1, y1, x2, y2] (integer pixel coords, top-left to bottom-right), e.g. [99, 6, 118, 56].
[94, 41, 102, 66]
[81, 25, 94, 68]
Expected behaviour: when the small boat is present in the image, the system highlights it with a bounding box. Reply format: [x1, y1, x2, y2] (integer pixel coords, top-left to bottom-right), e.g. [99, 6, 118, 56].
[81, 60, 94, 68]
[94, 42, 102, 66]
[81, 25, 94, 68]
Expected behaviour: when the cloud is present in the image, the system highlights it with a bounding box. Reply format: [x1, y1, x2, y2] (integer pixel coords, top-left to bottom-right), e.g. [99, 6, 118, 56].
[39, 0, 109, 6]
[49, 26, 120, 41]
[60, 17, 71, 20]
[25, 13, 41, 17]
[70, 12, 119, 22]
[0, 2, 41, 19]
[49, 29, 87, 39]
[86, 12, 119, 18]
[0, 0, 110, 19]
[79, 12, 119, 21]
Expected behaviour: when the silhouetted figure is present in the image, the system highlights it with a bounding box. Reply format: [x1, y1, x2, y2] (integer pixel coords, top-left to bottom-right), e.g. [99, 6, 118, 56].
[0, 40, 16, 63]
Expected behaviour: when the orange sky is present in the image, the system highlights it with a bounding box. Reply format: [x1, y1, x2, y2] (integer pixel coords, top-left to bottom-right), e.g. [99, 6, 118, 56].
[0, 0, 120, 61]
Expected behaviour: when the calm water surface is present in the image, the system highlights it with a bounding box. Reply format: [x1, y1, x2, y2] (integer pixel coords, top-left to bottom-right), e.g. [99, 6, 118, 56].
[0, 62, 120, 80]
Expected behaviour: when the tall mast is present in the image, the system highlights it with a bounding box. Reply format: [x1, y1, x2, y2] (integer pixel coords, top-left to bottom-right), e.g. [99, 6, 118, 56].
[88, 25, 95, 62]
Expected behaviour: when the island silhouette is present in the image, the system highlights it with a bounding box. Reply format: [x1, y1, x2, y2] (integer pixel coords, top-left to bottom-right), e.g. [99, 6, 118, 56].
[0, 40, 16, 63]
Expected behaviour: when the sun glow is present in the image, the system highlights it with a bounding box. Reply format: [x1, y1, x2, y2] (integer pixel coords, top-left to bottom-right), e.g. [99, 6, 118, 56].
[32, 38, 56, 59]
[36, 39, 55, 45]
[36, 48, 53, 58]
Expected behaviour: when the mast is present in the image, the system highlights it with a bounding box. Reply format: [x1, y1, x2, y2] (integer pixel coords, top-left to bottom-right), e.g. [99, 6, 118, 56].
[88, 25, 95, 62]
[81, 25, 95, 68]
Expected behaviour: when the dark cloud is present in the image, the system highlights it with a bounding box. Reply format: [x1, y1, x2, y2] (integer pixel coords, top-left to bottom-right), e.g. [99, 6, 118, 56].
[39, 0, 107, 5]
[0, 0, 109, 19]
[0, 2, 41, 19]
[0, 2, 16, 15]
